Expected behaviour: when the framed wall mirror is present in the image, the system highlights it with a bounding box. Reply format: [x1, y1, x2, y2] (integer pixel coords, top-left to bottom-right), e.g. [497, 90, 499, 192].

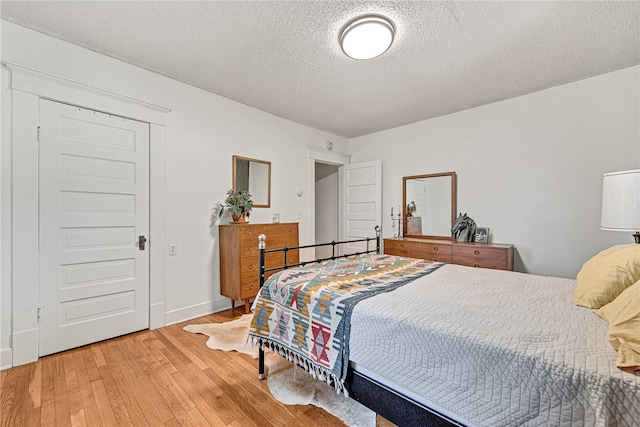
[403, 172, 457, 240]
[232, 155, 271, 208]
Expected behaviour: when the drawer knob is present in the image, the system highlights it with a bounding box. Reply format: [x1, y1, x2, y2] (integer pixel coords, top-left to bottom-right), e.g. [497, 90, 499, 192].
[249, 284, 254, 289]
[248, 245, 253, 251]
[433, 247, 438, 252]
[474, 250, 480, 255]
[400, 243, 405, 248]
[248, 264, 253, 270]
[289, 227, 293, 232]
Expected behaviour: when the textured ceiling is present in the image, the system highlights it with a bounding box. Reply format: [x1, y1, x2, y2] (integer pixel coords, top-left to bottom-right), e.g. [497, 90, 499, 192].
[2, 1, 639, 138]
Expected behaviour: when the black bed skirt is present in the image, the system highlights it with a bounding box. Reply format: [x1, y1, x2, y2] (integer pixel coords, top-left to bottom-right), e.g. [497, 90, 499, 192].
[345, 368, 464, 427]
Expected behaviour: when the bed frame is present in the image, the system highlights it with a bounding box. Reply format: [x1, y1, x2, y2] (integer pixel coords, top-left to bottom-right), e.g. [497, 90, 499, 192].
[255, 227, 461, 426]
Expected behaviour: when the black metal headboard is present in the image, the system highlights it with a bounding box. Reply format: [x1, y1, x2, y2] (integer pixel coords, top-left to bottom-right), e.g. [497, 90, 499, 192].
[257, 225, 381, 290]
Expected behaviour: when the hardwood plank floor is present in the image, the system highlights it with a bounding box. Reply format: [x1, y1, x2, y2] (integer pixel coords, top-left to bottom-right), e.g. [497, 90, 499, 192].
[1, 309, 395, 426]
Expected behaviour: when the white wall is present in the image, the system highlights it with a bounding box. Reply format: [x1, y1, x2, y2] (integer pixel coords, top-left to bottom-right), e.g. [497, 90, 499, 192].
[351, 65, 640, 278]
[0, 21, 348, 366]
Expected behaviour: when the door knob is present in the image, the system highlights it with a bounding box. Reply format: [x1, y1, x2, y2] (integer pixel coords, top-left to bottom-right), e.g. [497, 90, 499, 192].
[138, 235, 147, 250]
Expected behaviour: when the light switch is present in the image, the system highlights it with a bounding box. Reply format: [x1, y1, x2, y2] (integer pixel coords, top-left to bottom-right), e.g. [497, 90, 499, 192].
[169, 244, 177, 256]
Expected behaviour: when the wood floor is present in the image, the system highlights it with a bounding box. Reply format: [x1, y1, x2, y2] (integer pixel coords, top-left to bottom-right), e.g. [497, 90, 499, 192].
[1, 309, 392, 427]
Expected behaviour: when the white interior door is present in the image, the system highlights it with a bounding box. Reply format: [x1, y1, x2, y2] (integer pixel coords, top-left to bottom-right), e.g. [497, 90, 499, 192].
[339, 160, 382, 255]
[38, 99, 150, 356]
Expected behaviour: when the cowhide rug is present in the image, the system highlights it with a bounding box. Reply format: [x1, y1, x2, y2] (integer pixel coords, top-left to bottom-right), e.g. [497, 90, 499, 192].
[184, 314, 376, 427]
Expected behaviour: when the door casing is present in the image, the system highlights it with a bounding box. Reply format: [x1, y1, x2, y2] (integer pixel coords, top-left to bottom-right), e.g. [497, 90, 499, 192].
[6, 63, 169, 367]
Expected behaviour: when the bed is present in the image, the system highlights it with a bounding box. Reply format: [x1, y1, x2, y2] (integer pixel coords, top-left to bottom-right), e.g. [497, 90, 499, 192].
[248, 232, 640, 426]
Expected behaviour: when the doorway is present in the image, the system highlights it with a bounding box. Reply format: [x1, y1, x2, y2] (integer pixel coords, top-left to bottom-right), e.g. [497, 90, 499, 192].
[315, 163, 339, 259]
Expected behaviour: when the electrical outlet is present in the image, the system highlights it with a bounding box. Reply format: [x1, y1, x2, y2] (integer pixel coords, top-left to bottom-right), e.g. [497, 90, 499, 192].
[169, 244, 177, 256]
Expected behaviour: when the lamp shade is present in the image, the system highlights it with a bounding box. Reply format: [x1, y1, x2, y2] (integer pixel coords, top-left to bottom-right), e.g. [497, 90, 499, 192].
[601, 169, 640, 231]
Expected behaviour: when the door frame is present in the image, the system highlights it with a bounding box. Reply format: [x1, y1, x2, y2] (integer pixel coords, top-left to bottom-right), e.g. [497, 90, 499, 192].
[5, 63, 170, 366]
[306, 147, 350, 259]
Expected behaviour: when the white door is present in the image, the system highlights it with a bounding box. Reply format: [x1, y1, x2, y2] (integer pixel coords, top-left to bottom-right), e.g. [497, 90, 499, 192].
[38, 99, 150, 356]
[339, 160, 382, 255]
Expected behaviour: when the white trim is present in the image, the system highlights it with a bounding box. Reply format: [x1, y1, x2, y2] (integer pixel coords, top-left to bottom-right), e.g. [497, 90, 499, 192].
[7, 66, 169, 367]
[150, 303, 166, 330]
[1, 63, 13, 370]
[11, 91, 40, 366]
[164, 298, 233, 326]
[11, 328, 38, 367]
[307, 146, 351, 166]
[2, 61, 171, 121]
[149, 124, 167, 330]
[307, 147, 350, 253]
[0, 349, 12, 371]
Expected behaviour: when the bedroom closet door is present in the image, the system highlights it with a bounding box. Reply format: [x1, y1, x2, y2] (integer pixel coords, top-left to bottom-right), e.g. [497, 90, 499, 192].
[339, 160, 382, 254]
[38, 99, 150, 356]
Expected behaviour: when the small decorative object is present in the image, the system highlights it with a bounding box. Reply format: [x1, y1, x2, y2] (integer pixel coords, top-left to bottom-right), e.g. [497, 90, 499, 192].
[390, 206, 402, 238]
[218, 189, 254, 223]
[451, 213, 477, 242]
[474, 227, 489, 243]
[406, 201, 417, 218]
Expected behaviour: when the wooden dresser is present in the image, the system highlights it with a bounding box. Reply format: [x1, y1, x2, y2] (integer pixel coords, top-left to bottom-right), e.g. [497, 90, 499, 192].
[219, 222, 299, 312]
[384, 237, 514, 271]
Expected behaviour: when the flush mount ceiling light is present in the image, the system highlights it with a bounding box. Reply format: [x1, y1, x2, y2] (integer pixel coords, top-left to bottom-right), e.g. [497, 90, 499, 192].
[340, 15, 395, 60]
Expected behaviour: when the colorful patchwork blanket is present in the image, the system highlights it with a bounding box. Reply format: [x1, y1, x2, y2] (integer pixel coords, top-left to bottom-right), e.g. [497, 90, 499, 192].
[248, 254, 444, 394]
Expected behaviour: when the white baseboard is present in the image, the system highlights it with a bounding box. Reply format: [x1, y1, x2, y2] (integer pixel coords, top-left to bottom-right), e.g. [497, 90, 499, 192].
[164, 298, 234, 326]
[12, 328, 38, 366]
[149, 302, 166, 330]
[0, 347, 12, 370]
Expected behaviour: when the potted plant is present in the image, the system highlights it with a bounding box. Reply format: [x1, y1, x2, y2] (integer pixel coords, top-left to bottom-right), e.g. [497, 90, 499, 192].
[406, 201, 417, 218]
[218, 189, 254, 223]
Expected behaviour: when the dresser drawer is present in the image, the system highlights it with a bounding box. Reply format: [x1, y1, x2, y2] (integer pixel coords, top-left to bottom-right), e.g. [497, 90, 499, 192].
[421, 242, 452, 257]
[240, 269, 284, 299]
[234, 223, 297, 241]
[240, 254, 298, 279]
[385, 239, 421, 253]
[240, 280, 259, 299]
[422, 254, 452, 263]
[240, 236, 298, 253]
[451, 255, 506, 270]
[451, 245, 507, 260]
[385, 239, 424, 259]
[241, 251, 298, 266]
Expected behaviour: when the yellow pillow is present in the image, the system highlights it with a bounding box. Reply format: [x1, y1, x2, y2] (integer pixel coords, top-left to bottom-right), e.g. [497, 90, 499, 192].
[573, 244, 640, 309]
[596, 280, 640, 370]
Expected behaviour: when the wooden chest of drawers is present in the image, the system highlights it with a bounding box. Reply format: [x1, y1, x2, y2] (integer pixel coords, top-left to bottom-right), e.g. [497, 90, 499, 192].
[384, 237, 514, 271]
[220, 222, 299, 312]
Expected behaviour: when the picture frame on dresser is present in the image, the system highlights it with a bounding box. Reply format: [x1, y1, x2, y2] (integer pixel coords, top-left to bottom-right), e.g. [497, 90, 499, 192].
[475, 227, 489, 243]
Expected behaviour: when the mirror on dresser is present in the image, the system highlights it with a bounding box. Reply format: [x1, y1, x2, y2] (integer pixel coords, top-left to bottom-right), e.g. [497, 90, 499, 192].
[233, 155, 271, 208]
[403, 172, 457, 239]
